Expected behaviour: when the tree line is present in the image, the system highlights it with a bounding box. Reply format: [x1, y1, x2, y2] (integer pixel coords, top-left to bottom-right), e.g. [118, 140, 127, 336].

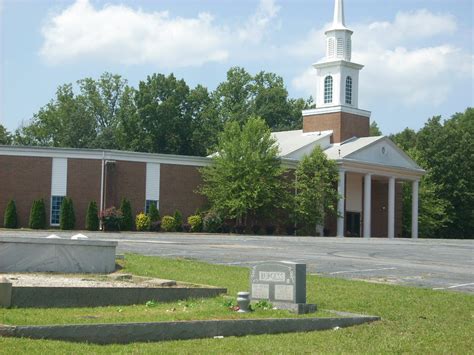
[389, 108, 473, 239]
[1, 68, 313, 156]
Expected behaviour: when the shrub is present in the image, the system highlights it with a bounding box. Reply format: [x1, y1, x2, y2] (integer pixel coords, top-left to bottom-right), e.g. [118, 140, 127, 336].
[234, 224, 245, 234]
[251, 224, 261, 235]
[187, 215, 203, 233]
[182, 223, 191, 233]
[150, 220, 161, 232]
[3, 200, 18, 229]
[173, 210, 183, 232]
[100, 207, 123, 231]
[221, 223, 231, 233]
[148, 203, 160, 223]
[265, 225, 275, 235]
[29, 199, 46, 229]
[85, 201, 99, 231]
[120, 198, 133, 231]
[60, 197, 75, 230]
[161, 216, 176, 232]
[135, 212, 151, 231]
[203, 211, 222, 233]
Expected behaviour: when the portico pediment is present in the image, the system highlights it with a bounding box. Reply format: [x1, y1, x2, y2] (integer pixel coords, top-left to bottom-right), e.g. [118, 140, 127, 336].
[346, 137, 421, 170]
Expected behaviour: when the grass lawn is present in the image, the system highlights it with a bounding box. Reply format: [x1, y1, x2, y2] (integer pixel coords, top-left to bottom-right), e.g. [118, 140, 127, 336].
[1, 254, 473, 353]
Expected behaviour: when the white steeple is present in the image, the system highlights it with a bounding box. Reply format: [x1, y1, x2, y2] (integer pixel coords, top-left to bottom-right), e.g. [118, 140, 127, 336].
[311, 0, 366, 110]
[332, 0, 347, 30]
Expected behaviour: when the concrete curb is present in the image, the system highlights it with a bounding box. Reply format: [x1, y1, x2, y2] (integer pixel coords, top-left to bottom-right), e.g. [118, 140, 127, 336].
[0, 315, 380, 344]
[11, 286, 227, 308]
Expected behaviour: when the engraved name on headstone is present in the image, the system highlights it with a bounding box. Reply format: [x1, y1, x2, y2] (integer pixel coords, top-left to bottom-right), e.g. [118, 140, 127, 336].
[250, 261, 306, 304]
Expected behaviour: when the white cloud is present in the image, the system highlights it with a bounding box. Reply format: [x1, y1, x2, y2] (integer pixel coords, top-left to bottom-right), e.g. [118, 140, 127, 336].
[238, 0, 280, 44]
[40, 0, 281, 68]
[290, 9, 472, 107]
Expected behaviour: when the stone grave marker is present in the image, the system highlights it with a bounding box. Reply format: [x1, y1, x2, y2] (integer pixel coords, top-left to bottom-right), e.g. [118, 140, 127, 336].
[250, 261, 316, 314]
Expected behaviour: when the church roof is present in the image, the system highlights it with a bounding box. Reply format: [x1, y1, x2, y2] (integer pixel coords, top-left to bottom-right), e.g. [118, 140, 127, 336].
[272, 129, 332, 158]
[324, 136, 383, 159]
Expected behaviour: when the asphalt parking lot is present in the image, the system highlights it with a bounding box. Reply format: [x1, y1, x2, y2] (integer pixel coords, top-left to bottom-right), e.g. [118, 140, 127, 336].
[2, 230, 473, 294]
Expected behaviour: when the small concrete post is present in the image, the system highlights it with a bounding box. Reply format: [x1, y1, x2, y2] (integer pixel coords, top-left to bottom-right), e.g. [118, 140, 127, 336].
[0, 276, 12, 308]
[237, 292, 250, 313]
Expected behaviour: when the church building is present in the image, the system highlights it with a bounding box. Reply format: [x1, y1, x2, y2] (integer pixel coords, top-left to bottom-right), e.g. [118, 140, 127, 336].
[0, 0, 424, 237]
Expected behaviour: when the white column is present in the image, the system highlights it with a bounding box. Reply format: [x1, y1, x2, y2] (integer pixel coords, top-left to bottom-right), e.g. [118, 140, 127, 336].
[412, 180, 419, 239]
[388, 177, 395, 239]
[363, 174, 372, 238]
[336, 169, 346, 237]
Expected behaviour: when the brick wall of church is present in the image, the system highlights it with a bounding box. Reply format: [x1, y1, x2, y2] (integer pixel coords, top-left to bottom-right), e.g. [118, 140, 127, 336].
[303, 111, 370, 143]
[0, 156, 52, 227]
[159, 164, 207, 218]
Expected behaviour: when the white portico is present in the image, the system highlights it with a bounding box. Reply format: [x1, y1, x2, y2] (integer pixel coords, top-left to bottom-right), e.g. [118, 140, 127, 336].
[271, 0, 425, 238]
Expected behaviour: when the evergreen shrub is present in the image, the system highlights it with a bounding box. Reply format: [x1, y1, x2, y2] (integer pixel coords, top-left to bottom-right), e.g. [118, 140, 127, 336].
[85, 201, 99, 231]
[161, 216, 176, 232]
[59, 197, 75, 230]
[187, 215, 203, 233]
[173, 210, 183, 232]
[135, 213, 151, 231]
[120, 198, 133, 231]
[29, 199, 46, 229]
[3, 200, 18, 229]
[148, 203, 160, 223]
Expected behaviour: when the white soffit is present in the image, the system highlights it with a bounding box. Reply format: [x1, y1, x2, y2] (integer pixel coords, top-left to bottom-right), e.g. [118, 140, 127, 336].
[146, 163, 160, 201]
[51, 158, 67, 196]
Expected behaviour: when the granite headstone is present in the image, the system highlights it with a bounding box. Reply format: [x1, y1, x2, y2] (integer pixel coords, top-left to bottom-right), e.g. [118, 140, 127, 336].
[250, 261, 316, 314]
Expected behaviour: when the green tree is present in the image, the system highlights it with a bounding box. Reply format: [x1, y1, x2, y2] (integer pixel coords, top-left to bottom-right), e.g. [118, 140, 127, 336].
[173, 210, 183, 232]
[29, 199, 46, 229]
[0, 124, 12, 145]
[120, 198, 133, 231]
[147, 203, 160, 223]
[401, 148, 451, 238]
[3, 200, 18, 228]
[135, 73, 195, 155]
[293, 146, 339, 234]
[14, 73, 134, 150]
[85, 201, 100, 231]
[60, 197, 75, 230]
[369, 121, 382, 136]
[213, 67, 312, 131]
[390, 127, 417, 151]
[200, 116, 287, 225]
[416, 109, 474, 237]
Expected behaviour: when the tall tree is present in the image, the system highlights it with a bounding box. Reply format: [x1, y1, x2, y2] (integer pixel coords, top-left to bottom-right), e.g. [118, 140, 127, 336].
[213, 67, 312, 131]
[0, 124, 11, 145]
[293, 146, 339, 234]
[14, 73, 134, 149]
[369, 121, 382, 136]
[135, 73, 193, 155]
[199, 117, 287, 225]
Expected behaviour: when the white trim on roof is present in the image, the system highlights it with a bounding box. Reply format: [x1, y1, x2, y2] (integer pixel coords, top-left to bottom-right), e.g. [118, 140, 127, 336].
[302, 105, 371, 118]
[0, 145, 210, 167]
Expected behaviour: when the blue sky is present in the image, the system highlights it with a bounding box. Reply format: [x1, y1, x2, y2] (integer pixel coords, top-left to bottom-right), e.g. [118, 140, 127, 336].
[1, 0, 473, 134]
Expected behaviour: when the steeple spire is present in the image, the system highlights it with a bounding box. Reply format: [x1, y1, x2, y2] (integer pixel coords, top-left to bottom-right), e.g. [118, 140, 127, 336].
[332, 0, 347, 30]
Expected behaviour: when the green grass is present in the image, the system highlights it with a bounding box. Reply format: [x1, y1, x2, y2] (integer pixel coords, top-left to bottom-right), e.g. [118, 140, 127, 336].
[1, 254, 473, 354]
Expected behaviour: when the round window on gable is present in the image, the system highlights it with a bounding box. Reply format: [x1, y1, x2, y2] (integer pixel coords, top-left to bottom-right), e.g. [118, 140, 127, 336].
[381, 146, 387, 155]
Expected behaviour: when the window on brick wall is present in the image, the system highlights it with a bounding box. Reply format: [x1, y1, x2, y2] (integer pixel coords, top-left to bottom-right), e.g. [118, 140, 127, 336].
[51, 195, 65, 225]
[145, 200, 158, 214]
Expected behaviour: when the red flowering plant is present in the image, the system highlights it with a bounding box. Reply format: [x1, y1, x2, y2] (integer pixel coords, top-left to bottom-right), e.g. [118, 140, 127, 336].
[100, 207, 123, 231]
